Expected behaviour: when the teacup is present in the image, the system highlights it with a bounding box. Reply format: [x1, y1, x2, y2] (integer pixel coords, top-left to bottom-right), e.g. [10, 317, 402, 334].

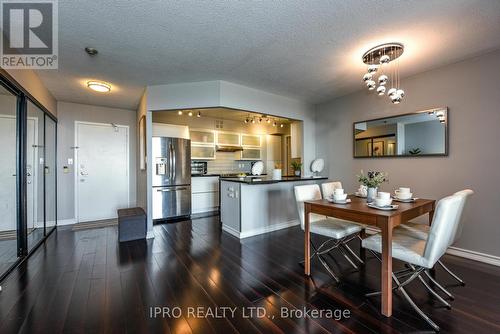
[395, 187, 412, 200]
[378, 192, 391, 200]
[374, 197, 392, 207]
[334, 188, 344, 196]
[334, 193, 348, 201]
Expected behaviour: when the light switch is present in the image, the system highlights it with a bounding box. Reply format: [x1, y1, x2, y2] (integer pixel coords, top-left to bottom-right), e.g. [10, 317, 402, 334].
[67, 158, 73, 165]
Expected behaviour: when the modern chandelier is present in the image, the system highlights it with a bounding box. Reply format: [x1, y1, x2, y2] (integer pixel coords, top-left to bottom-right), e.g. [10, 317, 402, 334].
[362, 43, 405, 104]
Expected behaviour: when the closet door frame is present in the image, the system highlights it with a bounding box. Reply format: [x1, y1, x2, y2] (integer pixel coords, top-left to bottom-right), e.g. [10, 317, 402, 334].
[0, 69, 58, 283]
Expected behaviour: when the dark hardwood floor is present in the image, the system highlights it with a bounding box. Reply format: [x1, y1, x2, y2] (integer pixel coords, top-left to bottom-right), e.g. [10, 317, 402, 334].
[0, 215, 499, 333]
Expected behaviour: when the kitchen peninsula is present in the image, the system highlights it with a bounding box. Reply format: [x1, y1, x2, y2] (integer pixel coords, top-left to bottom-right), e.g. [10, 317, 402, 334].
[220, 176, 327, 238]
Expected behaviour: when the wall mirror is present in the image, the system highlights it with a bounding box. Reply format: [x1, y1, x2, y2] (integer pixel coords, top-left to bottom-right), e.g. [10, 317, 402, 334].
[353, 107, 448, 158]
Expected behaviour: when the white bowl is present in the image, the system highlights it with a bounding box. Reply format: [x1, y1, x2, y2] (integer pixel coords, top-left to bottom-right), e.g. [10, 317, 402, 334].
[395, 192, 413, 200]
[374, 197, 393, 207]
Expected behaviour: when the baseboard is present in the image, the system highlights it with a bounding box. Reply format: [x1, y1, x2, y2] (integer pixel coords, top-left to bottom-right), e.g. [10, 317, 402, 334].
[446, 246, 500, 267]
[221, 224, 241, 238]
[223, 220, 300, 239]
[57, 219, 76, 226]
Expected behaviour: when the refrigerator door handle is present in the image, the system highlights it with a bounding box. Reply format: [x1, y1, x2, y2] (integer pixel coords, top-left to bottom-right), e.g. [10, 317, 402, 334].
[169, 143, 174, 179]
[156, 187, 188, 192]
[172, 144, 176, 180]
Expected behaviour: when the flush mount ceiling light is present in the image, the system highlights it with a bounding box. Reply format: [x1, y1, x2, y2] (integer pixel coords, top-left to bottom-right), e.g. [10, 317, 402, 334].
[362, 43, 405, 104]
[86, 80, 111, 93]
[84, 47, 98, 56]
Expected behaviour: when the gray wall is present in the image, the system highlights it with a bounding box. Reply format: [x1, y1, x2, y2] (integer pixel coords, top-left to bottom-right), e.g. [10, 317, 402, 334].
[57, 102, 137, 221]
[315, 49, 500, 257]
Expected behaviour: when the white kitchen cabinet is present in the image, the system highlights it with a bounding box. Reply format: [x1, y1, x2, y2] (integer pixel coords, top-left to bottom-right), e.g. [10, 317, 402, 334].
[240, 148, 261, 160]
[190, 129, 215, 144]
[191, 176, 219, 214]
[241, 134, 261, 147]
[216, 131, 240, 146]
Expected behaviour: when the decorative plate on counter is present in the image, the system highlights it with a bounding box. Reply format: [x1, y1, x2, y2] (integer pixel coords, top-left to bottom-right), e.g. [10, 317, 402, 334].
[251, 161, 264, 175]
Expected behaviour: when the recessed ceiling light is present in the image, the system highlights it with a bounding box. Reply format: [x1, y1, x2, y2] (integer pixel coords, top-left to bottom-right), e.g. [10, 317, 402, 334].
[197, 111, 201, 118]
[87, 81, 111, 93]
[178, 110, 183, 115]
[188, 111, 193, 117]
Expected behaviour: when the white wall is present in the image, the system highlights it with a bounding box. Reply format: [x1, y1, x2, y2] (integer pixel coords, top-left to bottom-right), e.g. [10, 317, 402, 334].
[5, 69, 57, 115]
[315, 49, 500, 258]
[57, 102, 137, 223]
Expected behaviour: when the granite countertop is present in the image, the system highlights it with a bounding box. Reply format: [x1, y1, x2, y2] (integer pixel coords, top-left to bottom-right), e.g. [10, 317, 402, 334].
[219, 176, 328, 184]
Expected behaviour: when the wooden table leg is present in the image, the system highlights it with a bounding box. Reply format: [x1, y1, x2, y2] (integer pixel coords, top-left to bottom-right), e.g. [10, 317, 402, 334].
[304, 202, 311, 276]
[359, 229, 366, 261]
[381, 218, 394, 317]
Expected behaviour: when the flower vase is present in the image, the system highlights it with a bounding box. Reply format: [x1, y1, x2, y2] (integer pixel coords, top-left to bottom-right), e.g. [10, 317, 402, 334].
[367, 187, 378, 203]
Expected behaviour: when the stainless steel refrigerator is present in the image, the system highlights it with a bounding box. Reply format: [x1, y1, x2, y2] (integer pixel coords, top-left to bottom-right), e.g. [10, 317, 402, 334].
[152, 137, 191, 220]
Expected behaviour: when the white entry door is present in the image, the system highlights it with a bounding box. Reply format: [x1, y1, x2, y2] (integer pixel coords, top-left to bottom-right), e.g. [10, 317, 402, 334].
[0, 115, 36, 232]
[75, 122, 129, 222]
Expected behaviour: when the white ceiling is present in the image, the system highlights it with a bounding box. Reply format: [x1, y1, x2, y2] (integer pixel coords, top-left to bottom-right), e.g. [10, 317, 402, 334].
[37, 0, 500, 110]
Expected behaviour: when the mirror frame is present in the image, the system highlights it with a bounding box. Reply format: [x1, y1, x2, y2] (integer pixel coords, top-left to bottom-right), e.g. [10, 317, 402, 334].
[353, 107, 449, 158]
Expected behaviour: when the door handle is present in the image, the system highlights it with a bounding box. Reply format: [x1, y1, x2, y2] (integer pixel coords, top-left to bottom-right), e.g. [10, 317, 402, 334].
[80, 171, 88, 176]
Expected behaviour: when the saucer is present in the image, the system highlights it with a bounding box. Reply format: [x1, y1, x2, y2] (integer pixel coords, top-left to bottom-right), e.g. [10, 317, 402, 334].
[367, 203, 399, 211]
[327, 197, 351, 204]
[354, 191, 367, 198]
[392, 197, 418, 203]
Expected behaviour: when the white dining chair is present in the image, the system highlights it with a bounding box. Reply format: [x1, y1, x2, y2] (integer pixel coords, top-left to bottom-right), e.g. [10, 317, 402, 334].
[294, 184, 363, 282]
[395, 189, 474, 298]
[321, 181, 366, 262]
[362, 194, 464, 331]
[321, 181, 343, 199]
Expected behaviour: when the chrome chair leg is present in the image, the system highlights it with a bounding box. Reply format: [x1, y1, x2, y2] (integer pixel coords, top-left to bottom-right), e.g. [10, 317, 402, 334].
[336, 246, 359, 270]
[366, 265, 441, 331]
[311, 241, 339, 282]
[342, 243, 364, 264]
[424, 270, 454, 300]
[437, 260, 465, 286]
[397, 284, 440, 332]
[407, 264, 452, 308]
[392, 270, 440, 332]
[417, 275, 452, 309]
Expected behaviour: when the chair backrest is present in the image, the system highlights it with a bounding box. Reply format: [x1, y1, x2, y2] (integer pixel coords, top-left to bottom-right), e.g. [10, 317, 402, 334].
[321, 181, 343, 199]
[294, 184, 324, 230]
[451, 189, 474, 244]
[423, 194, 463, 267]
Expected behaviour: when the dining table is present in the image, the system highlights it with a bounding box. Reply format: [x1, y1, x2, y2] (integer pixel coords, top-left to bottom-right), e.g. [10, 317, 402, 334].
[303, 194, 435, 317]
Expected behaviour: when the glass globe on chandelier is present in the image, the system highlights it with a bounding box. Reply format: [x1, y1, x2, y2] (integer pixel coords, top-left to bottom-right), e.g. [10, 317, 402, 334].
[361, 43, 405, 104]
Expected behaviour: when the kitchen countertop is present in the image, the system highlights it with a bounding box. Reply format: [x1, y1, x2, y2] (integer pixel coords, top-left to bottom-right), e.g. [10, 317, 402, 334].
[191, 173, 268, 177]
[220, 176, 328, 184]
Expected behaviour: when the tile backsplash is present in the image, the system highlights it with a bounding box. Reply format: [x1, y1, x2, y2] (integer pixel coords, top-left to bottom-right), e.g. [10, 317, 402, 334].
[203, 152, 252, 174]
